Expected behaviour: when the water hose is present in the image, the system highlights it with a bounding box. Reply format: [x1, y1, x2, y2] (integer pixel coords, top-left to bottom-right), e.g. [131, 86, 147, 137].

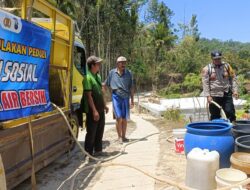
[69, 163, 250, 190]
[210, 100, 228, 120]
[52, 103, 250, 190]
[206, 100, 228, 121]
[69, 162, 195, 190]
[52, 103, 148, 162]
[52, 103, 161, 188]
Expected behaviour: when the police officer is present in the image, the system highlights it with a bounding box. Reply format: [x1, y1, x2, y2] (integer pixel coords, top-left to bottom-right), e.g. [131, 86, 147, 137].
[202, 50, 239, 122]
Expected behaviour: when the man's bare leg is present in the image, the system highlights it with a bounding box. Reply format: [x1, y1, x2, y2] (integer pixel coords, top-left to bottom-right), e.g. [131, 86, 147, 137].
[116, 118, 123, 139]
[121, 119, 127, 140]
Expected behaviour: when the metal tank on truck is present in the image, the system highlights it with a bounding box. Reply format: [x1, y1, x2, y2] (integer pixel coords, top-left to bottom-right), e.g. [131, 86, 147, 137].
[0, 0, 86, 189]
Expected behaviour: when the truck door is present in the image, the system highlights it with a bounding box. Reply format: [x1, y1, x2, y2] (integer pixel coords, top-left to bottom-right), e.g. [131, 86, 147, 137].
[71, 43, 86, 128]
[72, 44, 86, 105]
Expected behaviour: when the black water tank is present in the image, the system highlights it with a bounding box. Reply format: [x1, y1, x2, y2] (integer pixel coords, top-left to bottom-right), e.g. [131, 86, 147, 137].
[235, 135, 250, 153]
[232, 120, 250, 138]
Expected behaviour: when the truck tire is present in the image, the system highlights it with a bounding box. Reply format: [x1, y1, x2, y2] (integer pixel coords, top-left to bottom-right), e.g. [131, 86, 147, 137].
[69, 114, 79, 150]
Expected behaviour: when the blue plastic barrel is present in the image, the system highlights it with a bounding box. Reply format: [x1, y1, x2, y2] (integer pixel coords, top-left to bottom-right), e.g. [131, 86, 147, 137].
[184, 121, 234, 168]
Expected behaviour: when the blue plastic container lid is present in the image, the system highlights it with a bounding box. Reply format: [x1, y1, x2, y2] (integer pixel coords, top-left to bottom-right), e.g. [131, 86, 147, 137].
[186, 121, 232, 136]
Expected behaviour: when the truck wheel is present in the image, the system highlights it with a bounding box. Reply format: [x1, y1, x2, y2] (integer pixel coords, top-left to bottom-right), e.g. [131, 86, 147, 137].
[69, 114, 79, 150]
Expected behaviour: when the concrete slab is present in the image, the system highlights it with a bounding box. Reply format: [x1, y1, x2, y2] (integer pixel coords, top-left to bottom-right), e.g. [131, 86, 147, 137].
[88, 114, 160, 190]
[140, 96, 246, 121]
[160, 97, 246, 111]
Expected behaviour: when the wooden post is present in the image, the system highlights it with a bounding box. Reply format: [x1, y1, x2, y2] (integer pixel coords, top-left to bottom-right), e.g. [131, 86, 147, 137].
[28, 117, 37, 190]
[0, 154, 7, 190]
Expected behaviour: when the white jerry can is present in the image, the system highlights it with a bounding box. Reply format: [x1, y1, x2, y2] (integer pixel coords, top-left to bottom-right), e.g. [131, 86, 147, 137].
[0, 154, 6, 190]
[185, 148, 220, 190]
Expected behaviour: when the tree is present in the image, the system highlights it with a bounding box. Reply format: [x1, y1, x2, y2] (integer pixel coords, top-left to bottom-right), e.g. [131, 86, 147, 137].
[3, 0, 19, 7]
[71, 0, 145, 80]
[178, 14, 200, 41]
[190, 14, 200, 41]
[144, 0, 176, 90]
[174, 36, 207, 74]
[0, 0, 4, 7]
[44, 0, 250, 95]
[57, 0, 76, 19]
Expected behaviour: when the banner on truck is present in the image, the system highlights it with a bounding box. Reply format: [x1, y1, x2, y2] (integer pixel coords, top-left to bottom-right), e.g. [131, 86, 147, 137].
[0, 10, 52, 120]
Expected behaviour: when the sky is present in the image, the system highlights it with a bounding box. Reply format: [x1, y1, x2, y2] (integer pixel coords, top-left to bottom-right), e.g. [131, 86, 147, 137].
[140, 0, 250, 43]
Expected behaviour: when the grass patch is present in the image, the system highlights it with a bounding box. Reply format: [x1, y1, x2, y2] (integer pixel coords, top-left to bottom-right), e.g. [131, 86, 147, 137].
[163, 107, 185, 122]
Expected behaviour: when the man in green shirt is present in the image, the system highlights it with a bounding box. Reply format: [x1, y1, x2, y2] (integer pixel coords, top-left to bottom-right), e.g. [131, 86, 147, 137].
[82, 56, 108, 156]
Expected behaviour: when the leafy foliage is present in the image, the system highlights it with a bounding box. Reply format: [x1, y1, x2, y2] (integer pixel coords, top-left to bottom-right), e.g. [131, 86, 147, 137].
[237, 74, 248, 96]
[159, 73, 202, 97]
[163, 107, 183, 121]
[182, 73, 202, 92]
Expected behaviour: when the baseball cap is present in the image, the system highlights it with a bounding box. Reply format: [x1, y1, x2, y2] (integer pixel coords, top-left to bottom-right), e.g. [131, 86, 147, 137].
[86, 55, 103, 66]
[117, 56, 127, 62]
[211, 50, 222, 59]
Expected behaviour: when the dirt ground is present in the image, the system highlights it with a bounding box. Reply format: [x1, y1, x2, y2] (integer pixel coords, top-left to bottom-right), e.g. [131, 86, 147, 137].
[150, 119, 187, 190]
[15, 121, 137, 190]
[15, 111, 187, 190]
